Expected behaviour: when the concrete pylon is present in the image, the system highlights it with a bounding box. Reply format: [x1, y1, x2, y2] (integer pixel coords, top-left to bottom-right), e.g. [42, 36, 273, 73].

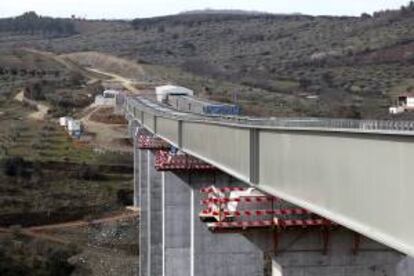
[163, 172, 192, 276]
[149, 151, 163, 276]
[160, 170, 265, 276]
[397, 257, 414, 276]
[132, 124, 143, 208]
[133, 128, 139, 208]
[139, 147, 149, 276]
[138, 151, 266, 276]
[189, 172, 265, 276]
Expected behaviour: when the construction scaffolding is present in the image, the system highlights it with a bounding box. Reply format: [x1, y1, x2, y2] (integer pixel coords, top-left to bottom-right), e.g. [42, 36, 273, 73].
[137, 134, 170, 150]
[155, 150, 216, 171]
[199, 185, 337, 254]
[199, 185, 334, 230]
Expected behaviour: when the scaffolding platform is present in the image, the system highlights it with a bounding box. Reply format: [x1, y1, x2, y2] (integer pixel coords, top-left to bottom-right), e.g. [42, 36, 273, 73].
[155, 150, 216, 171]
[138, 135, 170, 150]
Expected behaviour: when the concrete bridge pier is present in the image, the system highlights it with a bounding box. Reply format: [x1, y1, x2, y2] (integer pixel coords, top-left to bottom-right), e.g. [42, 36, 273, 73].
[190, 172, 266, 276]
[268, 229, 403, 276]
[136, 165, 268, 276]
[161, 170, 266, 276]
[138, 148, 164, 276]
[397, 257, 414, 276]
[163, 171, 192, 276]
[133, 129, 139, 207]
[149, 151, 163, 276]
[131, 123, 142, 208]
[139, 147, 149, 276]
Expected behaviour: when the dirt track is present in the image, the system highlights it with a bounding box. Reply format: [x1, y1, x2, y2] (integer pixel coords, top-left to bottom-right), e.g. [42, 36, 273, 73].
[0, 210, 139, 245]
[28, 211, 138, 231]
[86, 68, 140, 93]
[14, 90, 49, 120]
[81, 106, 131, 152]
[23, 48, 109, 80]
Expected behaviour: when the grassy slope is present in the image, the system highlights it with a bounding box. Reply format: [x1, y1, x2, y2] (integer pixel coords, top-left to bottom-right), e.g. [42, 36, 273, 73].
[0, 50, 133, 219]
[0, 42, 135, 276]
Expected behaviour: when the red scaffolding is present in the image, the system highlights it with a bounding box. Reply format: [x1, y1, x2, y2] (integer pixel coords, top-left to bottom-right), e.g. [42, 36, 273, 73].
[155, 150, 216, 171]
[137, 135, 170, 150]
[199, 185, 333, 231]
[199, 185, 337, 254]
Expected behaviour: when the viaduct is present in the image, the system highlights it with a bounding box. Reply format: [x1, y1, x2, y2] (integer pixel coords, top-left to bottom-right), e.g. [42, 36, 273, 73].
[120, 95, 414, 276]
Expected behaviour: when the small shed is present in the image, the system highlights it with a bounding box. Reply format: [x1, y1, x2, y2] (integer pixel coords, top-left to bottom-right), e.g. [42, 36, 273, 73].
[59, 116, 73, 127]
[103, 90, 120, 99]
[67, 119, 82, 138]
[156, 85, 194, 103]
[94, 90, 120, 106]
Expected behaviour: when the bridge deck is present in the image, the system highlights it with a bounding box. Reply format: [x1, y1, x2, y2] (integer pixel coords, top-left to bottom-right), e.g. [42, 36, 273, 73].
[125, 95, 414, 257]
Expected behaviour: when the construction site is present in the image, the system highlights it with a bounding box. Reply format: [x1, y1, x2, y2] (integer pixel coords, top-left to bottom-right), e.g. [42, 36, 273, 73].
[1, 3, 414, 274]
[0, 47, 413, 275]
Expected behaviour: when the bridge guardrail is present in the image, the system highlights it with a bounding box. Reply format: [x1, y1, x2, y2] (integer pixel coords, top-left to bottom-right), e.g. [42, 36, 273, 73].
[117, 94, 414, 135]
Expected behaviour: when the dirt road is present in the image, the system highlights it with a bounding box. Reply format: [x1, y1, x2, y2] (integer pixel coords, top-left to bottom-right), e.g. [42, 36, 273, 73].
[0, 210, 139, 245]
[81, 106, 131, 152]
[28, 211, 138, 232]
[86, 68, 140, 93]
[23, 48, 109, 80]
[14, 90, 49, 120]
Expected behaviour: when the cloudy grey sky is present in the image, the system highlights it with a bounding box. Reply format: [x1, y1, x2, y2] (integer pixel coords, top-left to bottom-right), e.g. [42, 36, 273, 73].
[0, 0, 410, 19]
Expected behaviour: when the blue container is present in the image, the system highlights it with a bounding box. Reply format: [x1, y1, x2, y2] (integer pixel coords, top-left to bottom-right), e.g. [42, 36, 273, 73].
[203, 104, 240, 116]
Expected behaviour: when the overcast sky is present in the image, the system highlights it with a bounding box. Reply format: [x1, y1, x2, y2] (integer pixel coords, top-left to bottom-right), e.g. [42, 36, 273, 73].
[0, 0, 410, 19]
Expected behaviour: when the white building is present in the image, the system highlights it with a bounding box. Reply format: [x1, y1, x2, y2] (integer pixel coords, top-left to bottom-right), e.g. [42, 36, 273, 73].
[67, 119, 82, 137]
[398, 94, 414, 109]
[59, 116, 73, 127]
[94, 90, 120, 106]
[103, 90, 120, 99]
[58, 116, 82, 138]
[389, 106, 405, 115]
[155, 85, 194, 103]
[389, 94, 414, 114]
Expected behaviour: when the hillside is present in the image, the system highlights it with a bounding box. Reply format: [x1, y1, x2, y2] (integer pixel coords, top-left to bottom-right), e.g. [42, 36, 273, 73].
[179, 9, 272, 15]
[0, 4, 414, 118]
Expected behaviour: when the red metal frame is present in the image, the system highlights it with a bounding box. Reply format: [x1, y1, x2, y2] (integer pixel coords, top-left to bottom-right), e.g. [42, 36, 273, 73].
[155, 150, 216, 171]
[201, 196, 277, 205]
[138, 135, 170, 150]
[201, 208, 311, 217]
[207, 218, 332, 231]
[198, 185, 342, 255]
[201, 187, 248, 193]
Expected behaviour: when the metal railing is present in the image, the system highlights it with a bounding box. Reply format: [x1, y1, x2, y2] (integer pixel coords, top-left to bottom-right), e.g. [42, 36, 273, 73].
[118, 94, 414, 135]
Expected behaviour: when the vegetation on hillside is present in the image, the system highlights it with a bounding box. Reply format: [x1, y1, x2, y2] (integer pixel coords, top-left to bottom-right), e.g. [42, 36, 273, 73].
[1, 3, 411, 118]
[129, 2, 414, 118]
[0, 12, 77, 37]
[0, 238, 78, 276]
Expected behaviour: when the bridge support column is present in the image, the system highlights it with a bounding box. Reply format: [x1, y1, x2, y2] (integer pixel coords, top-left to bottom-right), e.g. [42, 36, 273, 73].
[265, 229, 404, 276]
[148, 151, 163, 276]
[161, 170, 266, 276]
[163, 171, 192, 276]
[189, 172, 265, 276]
[139, 149, 164, 276]
[138, 148, 149, 276]
[397, 256, 414, 276]
[131, 122, 141, 208]
[133, 130, 139, 207]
